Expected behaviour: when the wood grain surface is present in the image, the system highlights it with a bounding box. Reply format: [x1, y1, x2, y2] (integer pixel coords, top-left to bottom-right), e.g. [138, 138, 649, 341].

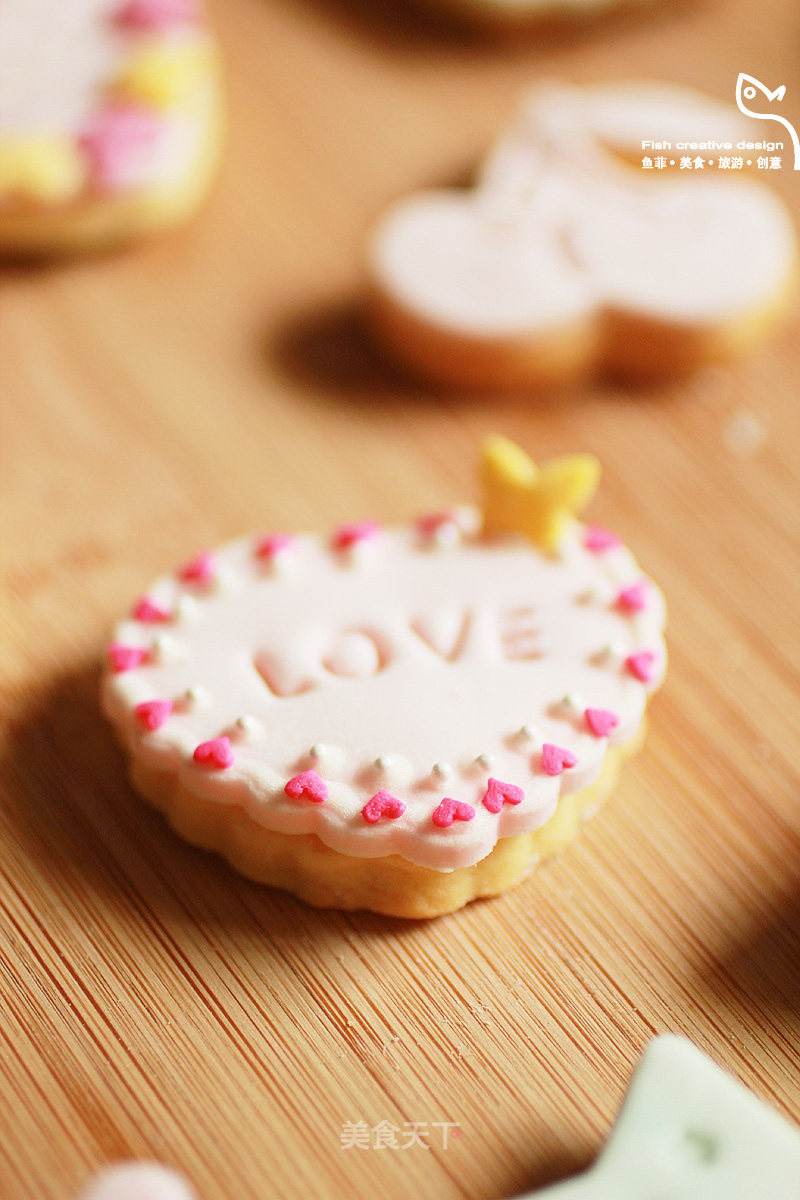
[2, 1, 800, 1197]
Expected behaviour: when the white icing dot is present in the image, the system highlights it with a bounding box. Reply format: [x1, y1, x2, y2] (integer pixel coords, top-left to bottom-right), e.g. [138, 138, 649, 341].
[234, 715, 263, 740]
[211, 563, 238, 593]
[433, 521, 460, 548]
[475, 752, 495, 769]
[432, 761, 452, 781]
[598, 641, 625, 664]
[578, 582, 611, 605]
[184, 685, 212, 709]
[370, 753, 413, 787]
[266, 549, 294, 577]
[153, 634, 185, 665]
[308, 742, 345, 772]
[516, 723, 541, 744]
[176, 594, 199, 622]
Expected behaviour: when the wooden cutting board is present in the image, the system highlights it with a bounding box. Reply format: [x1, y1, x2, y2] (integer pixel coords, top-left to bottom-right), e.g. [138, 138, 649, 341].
[2, 0, 800, 1196]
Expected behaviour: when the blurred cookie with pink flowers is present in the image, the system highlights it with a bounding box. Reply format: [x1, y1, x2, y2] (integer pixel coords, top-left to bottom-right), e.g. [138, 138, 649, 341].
[0, 0, 222, 254]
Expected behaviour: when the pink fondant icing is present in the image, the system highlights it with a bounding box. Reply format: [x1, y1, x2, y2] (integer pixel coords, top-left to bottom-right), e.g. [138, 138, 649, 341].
[362, 790, 406, 823]
[101, 515, 666, 871]
[284, 770, 328, 803]
[482, 778, 524, 814]
[115, 0, 200, 30]
[132, 596, 171, 623]
[193, 736, 234, 769]
[585, 526, 622, 553]
[585, 707, 619, 738]
[617, 581, 649, 613]
[178, 551, 216, 584]
[432, 797, 476, 827]
[79, 103, 163, 192]
[541, 744, 578, 776]
[108, 642, 147, 672]
[331, 521, 382, 551]
[626, 650, 657, 683]
[134, 699, 173, 730]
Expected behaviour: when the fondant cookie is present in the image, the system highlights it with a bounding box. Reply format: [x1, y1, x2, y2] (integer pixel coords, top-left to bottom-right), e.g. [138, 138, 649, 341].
[0, 0, 222, 254]
[101, 439, 666, 917]
[518, 1035, 800, 1198]
[367, 82, 797, 387]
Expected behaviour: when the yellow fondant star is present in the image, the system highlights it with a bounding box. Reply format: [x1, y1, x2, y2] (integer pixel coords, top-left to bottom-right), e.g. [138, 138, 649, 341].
[113, 40, 216, 110]
[0, 136, 84, 203]
[481, 435, 600, 553]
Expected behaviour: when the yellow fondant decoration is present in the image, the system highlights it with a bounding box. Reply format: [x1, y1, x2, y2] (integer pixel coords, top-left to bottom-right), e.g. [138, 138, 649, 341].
[481, 435, 601, 553]
[113, 40, 215, 110]
[0, 136, 84, 203]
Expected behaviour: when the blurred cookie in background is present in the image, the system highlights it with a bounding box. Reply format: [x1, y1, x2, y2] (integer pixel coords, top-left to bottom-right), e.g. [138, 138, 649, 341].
[366, 82, 797, 389]
[0, 0, 223, 255]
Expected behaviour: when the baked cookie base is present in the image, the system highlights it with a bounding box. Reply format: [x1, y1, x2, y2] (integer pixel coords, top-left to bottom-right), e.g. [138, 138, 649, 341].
[0, 86, 223, 257]
[126, 728, 643, 918]
[367, 270, 798, 389]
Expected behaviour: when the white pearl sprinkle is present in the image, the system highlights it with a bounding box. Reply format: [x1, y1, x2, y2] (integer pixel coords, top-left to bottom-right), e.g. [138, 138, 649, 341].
[517, 723, 541, 743]
[432, 761, 452, 781]
[211, 563, 238, 593]
[308, 742, 345, 772]
[234, 714, 263, 740]
[433, 521, 460, 548]
[184, 685, 212, 708]
[153, 634, 184, 665]
[560, 692, 584, 714]
[600, 641, 625, 663]
[475, 752, 495, 770]
[176, 594, 199, 622]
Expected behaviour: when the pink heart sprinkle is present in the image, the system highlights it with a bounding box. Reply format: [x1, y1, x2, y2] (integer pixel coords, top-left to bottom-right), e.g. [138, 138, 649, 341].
[626, 650, 657, 683]
[362, 789, 406, 824]
[255, 533, 295, 559]
[115, 0, 199, 29]
[132, 596, 171, 623]
[482, 777, 524, 814]
[584, 526, 621, 553]
[193, 736, 234, 770]
[541, 744, 578, 776]
[284, 769, 328, 803]
[134, 699, 173, 730]
[79, 103, 162, 191]
[432, 797, 476, 827]
[617, 581, 649, 613]
[331, 521, 381, 551]
[108, 642, 147, 672]
[178, 551, 216, 584]
[585, 707, 619, 738]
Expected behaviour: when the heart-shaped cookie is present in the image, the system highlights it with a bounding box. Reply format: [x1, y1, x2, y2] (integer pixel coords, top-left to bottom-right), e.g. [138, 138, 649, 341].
[102, 439, 666, 917]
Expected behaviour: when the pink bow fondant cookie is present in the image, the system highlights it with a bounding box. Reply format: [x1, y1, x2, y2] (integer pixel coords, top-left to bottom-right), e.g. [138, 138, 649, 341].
[101, 439, 666, 918]
[0, 0, 221, 254]
[367, 82, 797, 388]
